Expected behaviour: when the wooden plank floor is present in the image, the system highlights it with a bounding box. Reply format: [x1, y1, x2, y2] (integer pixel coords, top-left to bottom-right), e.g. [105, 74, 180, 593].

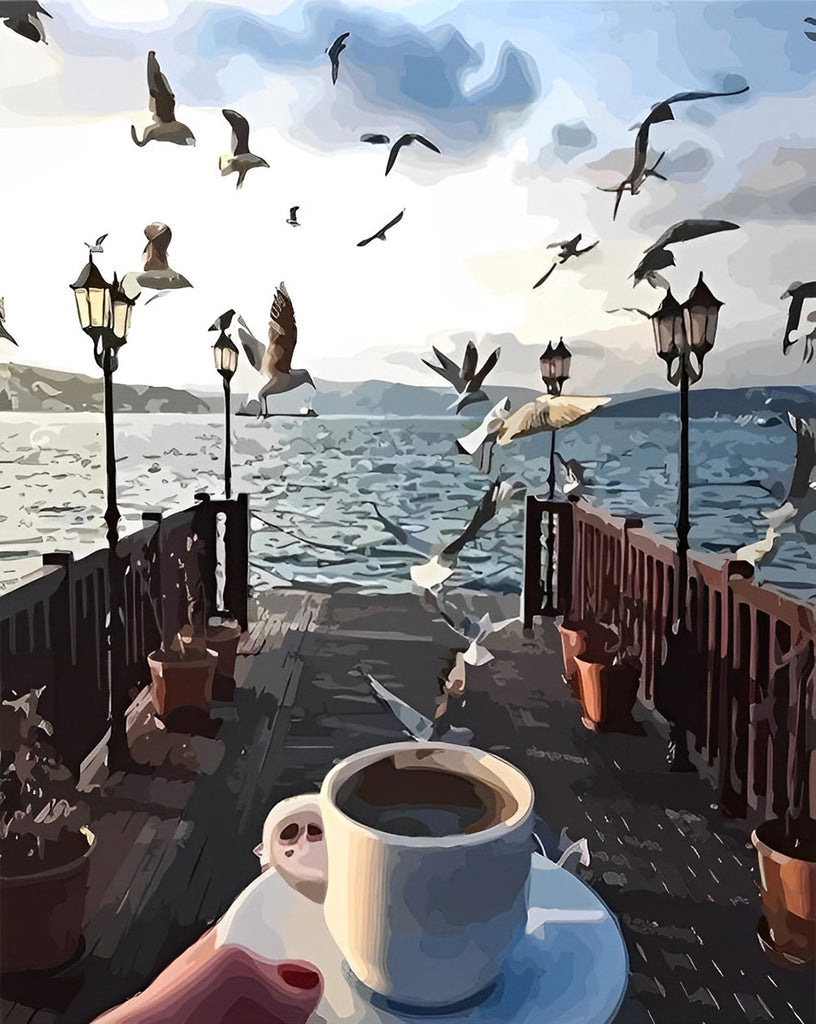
[3, 586, 814, 1024]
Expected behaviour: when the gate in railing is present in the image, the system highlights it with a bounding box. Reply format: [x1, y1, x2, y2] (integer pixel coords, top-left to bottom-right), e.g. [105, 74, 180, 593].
[0, 493, 249, 775]
[524, 497, 816, 822]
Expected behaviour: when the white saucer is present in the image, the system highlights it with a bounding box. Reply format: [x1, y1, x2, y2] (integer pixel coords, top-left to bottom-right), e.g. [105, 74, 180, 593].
[215, 855, 629, 1024]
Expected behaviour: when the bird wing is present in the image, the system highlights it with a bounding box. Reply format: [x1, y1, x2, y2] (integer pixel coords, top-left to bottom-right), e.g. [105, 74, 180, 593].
[643, 219, 740, 256]
[0, 321, 18, 346]
[782, 288, 809, 355]
[329, 31, 350, 59]
[289, 206, 298, 219]
[380, 209, 405, 234]
[441, 479, 501, 558]
[471, 346, 500, 390]
[384, 136, 409, 176]
[361, 133, 390, 144]
[235, 317, 266, 371]
[365, 673, 435, 741]
[146, 51, 176, 124]
[460, 341, 478, 383]
[422, 346, 463, 389]
[222, 109, 250, 155]
[497, 395, 611, 444]
[263, 283, 297, 376]
[407, 134, 441, 154]
[657, 84, 750, 111]
[532, 263, 557, 289]
[606, 307, 652, 319]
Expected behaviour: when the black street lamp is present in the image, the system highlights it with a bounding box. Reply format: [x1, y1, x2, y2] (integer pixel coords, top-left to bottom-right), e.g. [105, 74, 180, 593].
[540, 338, 572, 499]
[212, 331, 239, 499]
[651, 272, 722, 771]
[70, 252, 137, 772]
[70, 257, 135, 547]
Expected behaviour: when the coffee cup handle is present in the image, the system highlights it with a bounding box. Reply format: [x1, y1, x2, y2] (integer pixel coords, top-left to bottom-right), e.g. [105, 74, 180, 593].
[256, 794, 328, 903]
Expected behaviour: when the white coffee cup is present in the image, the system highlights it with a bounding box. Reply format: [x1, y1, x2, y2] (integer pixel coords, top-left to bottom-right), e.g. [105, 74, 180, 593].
[262, 741, 535, 1009]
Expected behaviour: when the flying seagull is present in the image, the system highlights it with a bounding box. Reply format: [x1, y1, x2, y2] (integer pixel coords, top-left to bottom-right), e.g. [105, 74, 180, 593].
[84, 233, 107, 255]
[361, 133, 390, 145]
[360, 669, 473, 745]
[533, 233, 599, 289]
[1, 2, 51, 44]
[497, 395, 611, 445]
[781, 281, 816, 361]
[632, 219, 740, 289]
[357, 209, 405, 247]
[805, 17, 816, 41]
[286, 206, 300, 226]
[219, 109, 268, 189]
[606, 306, 652, 319]
[423, 340, 501, 414]
[326, 31, 349, 85]
[122, 222, 193, 300]
[456, 397, 511, 474]
[131, 51, 196, 148]
[598, 83, 749, 219]
[0, 299, 18, 347]
[385, 133, 441, 177]
[212, 285, 315, 416]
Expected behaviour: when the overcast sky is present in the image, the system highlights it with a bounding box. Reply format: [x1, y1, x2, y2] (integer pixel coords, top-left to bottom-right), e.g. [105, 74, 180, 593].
[1, 0, 816, 396]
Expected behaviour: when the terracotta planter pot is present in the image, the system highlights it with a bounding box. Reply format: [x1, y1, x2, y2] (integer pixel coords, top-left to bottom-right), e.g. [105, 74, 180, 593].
[573, 656, 643, 734]
[176, 622, 242, 684]
[752, 818, 816, 968]
[0, 828, 94, 973]
[556, 623, 587, 694]
[148, 647, 217, 716]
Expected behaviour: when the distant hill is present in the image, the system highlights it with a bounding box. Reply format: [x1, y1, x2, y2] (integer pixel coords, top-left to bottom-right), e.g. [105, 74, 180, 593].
[598, 385, 816, 419]
[1, 362, 813, 420]
[0, 362, 211, 414]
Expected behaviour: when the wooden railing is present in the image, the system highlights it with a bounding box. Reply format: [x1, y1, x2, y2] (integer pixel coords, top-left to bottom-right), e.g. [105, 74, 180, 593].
[0, 493, 249, 775]
[524, 497, 816, 823]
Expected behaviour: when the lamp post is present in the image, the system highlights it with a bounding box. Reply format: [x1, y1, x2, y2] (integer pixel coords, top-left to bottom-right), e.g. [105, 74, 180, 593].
[539, 338, 572, 500]
[651, 272, 722, 771]
[212, 331, 239, 499]
[70, 252, 137, 771]
[539, 338, 572, 614]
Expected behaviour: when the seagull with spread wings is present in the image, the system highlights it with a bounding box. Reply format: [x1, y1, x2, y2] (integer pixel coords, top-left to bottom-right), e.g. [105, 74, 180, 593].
[632, 219, 740, 288]
[496, 395, 611, 445]
[385, 133, 441, 176]
[533, 233, 599, 289]
[357, 209, 405, 246]
[0, 299, 18, 347]
[781, 281, 816, 361]
[131, 51, 196, 147]
[1, 2, 51, 43]
[598, 82, 749, 219]
[423, 340, 501, 414]
[217, 284, 315, 417]
[218, 109, 268, 189]
[326, 32, 350, 84]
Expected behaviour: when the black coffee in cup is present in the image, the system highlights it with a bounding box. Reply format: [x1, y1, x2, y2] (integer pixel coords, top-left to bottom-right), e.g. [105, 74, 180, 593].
[335, 754, 517, 837]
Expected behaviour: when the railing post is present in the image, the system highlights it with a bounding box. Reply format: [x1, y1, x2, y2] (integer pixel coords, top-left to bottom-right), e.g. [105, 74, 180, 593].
[223, 493, 250, 631]
[41, 552, 79, 773]
[523, 496, 544, 629]
[556, 501, 575, 618]
[193, 492, 218, 622]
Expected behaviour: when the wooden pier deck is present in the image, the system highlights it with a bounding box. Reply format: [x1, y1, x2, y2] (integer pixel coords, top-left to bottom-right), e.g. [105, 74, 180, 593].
[2, 586, 813, 1024]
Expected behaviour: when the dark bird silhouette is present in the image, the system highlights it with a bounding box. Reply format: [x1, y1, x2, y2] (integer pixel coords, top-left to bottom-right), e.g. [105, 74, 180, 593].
[1, 2, 51, 44]
[805, 17, 816, 41]
[84, 233, 108, 255]
[598, 83, 749, 219]
[423, 340, 501, 414]
[0, 299, 18, 346]
[131, 51, 195, 147]
[286, 206, 300, 227]
[356, 209, 405, 247]
[533, 233, 599, 289]
[384, 134, 441, 177]
[326, 32, 349, 85]
[781, 281, 816, 361]
[361, 133, 390, 145]
[632, 219, 740, 288]
[219, 109, 268, 188]
[606, 306, 652, 319]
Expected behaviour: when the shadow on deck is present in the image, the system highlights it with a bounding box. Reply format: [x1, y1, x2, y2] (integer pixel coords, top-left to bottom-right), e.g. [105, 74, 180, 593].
[2, 586, 813, 1024]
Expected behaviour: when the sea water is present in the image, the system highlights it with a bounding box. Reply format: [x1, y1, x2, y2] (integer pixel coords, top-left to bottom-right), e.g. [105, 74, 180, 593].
[0, 410, 812, 601]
